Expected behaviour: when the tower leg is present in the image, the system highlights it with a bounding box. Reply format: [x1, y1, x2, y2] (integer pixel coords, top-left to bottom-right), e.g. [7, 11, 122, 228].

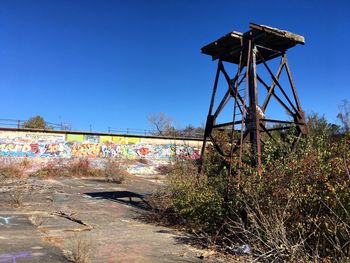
[200, 60, 221, 169]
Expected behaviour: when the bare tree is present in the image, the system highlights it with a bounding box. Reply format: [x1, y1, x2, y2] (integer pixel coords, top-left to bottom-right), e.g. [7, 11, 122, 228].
[148, 113, 204, 138]
[182, 125, 196, 137]
[148, 112, 173, 136]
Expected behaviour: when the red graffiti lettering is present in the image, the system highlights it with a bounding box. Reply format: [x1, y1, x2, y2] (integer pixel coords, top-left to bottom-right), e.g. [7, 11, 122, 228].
[137, 147, 150, 156]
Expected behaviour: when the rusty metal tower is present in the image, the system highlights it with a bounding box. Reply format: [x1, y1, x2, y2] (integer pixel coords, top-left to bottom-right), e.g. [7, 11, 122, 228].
[200, 23, 307, 172]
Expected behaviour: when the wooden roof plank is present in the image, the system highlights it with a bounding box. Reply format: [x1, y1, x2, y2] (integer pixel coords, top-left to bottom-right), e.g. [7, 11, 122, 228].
[201, 23, 305, 64]
[249, 23, 305, 45]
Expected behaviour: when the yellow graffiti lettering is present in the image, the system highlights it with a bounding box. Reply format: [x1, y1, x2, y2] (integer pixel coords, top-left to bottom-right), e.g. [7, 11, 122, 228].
[72, 143, 101, 158]
[21, 145, 32, 152]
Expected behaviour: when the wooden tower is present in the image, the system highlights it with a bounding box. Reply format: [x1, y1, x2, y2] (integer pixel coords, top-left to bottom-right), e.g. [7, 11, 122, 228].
[200, 23, 307, 173]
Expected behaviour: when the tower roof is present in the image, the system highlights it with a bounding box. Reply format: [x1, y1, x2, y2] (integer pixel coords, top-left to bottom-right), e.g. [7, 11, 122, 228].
[201, 23, 305, 64]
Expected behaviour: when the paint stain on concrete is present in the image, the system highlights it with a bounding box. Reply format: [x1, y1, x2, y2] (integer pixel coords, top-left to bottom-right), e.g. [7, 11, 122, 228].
[0, 216, 16, 225]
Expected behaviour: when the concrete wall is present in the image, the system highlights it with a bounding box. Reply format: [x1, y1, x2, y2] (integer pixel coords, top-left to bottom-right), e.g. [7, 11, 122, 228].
[0, 128, 203, 175]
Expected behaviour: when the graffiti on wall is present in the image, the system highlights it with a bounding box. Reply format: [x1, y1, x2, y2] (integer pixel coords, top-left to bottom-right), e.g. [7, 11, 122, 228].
[0, 131, 201, 161]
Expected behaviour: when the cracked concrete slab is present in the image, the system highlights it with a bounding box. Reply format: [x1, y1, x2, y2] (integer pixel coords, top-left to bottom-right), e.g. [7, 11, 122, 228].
[0, 212, 68, 263]
[0, 176, 232, 262]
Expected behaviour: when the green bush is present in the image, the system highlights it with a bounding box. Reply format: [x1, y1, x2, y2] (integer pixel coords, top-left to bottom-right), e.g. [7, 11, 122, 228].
[166, 161, 224, 231]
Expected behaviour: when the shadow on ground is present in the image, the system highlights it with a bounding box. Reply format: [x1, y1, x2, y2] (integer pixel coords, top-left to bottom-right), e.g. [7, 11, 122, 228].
[84, 191, 152, 211]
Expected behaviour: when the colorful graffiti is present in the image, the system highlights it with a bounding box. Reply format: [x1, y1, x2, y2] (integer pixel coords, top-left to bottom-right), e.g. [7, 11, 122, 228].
[0, 131, 201, 162]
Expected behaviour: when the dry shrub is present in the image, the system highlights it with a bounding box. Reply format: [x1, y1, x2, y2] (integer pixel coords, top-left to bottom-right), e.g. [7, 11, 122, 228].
[19, 157, 31, 170]
[66, 233, 92, 263]
[236, 133, 350, 261]
[66, 158, 101, 177]
[64, 158, 130, 182]
[138, 158, 149, 164]
[0, 158, 33, 206]
[0, 158, 23, 178]
[145, 191, 175, 229]
[0, 157, 33, 180]
[29, 157, 130, 180]
[104, 159, 128, 183]
[228, 200, 309, 262]
[32, 158, 103, 178]
[30, 214, 45, 227]
[9, 182, 26, 206]
[150, 131, 350, 262]
[7, 179, 33, 207]
[44, 236, 63, 246]
[32, 159, 69, 178]
[156, 164, 175, 175]
[0, 159, 24, 206]
[153, 174, 162, 181]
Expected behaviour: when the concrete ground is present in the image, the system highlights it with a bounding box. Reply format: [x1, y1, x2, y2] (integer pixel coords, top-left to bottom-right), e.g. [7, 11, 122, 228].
[0, 175, 235, 263]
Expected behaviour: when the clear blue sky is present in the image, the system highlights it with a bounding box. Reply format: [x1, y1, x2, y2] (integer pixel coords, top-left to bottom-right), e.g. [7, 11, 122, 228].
[0, 0, 349, 131]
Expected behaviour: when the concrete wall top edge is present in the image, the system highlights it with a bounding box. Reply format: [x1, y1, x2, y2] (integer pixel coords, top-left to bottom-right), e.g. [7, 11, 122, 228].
[0, 127, 204, 142]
